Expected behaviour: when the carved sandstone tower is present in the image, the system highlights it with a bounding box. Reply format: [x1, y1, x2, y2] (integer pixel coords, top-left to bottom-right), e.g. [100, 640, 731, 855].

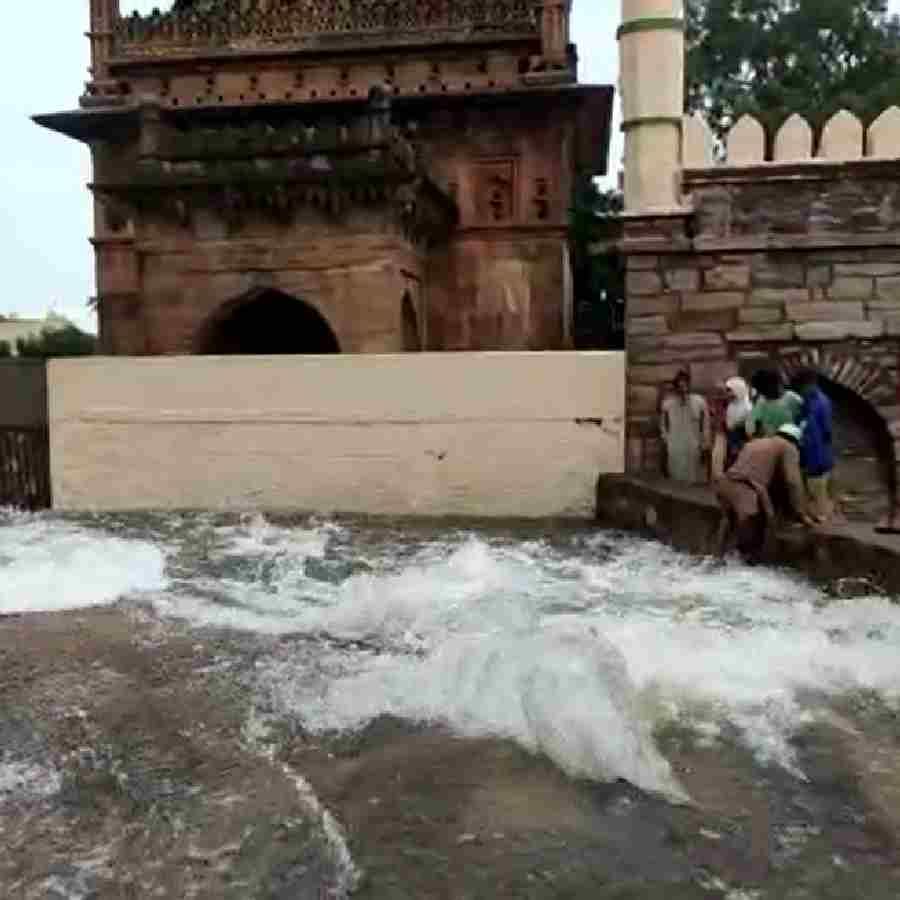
[37, 1, 612, 356]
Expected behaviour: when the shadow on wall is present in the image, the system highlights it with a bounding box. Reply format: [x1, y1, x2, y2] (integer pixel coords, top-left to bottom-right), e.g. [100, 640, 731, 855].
[194, 288, 340, 355]
[402, 291, 422, 352]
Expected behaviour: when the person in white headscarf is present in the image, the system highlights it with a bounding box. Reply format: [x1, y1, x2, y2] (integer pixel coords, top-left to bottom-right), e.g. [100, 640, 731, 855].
[724, 376, 752, 469]
[711, 376, 753, 480]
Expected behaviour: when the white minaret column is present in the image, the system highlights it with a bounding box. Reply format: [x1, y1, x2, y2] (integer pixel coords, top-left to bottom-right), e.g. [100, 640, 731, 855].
[618, 0, 685, 213]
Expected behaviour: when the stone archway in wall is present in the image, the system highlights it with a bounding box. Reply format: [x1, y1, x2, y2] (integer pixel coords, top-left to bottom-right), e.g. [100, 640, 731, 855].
[774, 349, 898, 521]
[194, 288, 340, 356]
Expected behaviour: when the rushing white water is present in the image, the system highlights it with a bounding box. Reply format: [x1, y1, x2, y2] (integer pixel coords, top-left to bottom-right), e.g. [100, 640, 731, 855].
[0, 511, 168, 614]
[3, 511, 900, 801]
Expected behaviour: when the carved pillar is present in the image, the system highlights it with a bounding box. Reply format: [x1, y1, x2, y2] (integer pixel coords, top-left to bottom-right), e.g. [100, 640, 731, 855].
[541, 0, 572, 69]
[619, 0, 685, 212]
[88, 0, 119, 79]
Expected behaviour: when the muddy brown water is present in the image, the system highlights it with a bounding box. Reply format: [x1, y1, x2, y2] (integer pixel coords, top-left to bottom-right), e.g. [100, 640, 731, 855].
[1, 605, 898, 899]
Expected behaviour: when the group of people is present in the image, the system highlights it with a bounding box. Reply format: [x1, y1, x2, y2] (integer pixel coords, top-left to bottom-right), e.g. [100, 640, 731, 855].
[660, 367, 834, 558]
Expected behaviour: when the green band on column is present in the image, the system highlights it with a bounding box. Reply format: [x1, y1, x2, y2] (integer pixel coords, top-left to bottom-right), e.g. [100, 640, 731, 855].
[621, 116, 682, 132]
[617, 17, 685, 39]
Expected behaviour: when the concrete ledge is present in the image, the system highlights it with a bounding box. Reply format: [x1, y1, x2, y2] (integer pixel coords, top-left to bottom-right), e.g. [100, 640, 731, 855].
[596, 475, 900, 590]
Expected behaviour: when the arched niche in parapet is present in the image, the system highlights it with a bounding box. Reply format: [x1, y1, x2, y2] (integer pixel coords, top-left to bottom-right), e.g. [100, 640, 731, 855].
[818, 110, 864, 161]
[193, 288, 341, 356]
[774, 114, 813, 163]
[725, 114, 765, 166]
[867, 106, 900, 159]
[682, 113, 715, 169]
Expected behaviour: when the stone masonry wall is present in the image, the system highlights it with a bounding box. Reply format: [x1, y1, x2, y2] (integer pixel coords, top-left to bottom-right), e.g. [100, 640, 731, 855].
[624, 161, 900, 511]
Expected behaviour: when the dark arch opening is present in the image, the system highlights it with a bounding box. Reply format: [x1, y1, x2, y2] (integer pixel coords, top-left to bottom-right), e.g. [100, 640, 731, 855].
[792, 374, 896, 521]
[402, 291, 422, 352]
[195, 289, 340, 355]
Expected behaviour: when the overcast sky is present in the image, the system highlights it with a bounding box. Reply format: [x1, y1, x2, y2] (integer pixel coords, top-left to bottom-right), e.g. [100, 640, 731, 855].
[1, 2, 896, 332]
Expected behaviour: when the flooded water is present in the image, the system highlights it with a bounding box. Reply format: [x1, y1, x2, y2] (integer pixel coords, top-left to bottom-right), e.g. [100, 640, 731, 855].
[2, 508, 899, 804]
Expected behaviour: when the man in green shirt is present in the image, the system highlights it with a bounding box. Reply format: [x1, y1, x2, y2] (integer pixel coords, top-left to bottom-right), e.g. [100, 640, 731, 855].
[746, 369, 803, 439]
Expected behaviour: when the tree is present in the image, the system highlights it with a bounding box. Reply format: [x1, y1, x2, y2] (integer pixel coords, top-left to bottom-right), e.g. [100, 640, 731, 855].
[570, 180, 625, 350]
[15, 326, 96, 359]
[686, 0, 900, 143]
[0, 341, 11, 358]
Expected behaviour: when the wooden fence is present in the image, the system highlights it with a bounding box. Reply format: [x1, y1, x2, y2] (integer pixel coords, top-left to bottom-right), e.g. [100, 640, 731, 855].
[0, 360, 50, 510]
[0, 426, 51, 510]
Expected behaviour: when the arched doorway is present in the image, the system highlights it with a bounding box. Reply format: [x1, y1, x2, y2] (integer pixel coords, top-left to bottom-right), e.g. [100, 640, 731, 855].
[195, 288, 340, 355]
[805, 376, 895, 522]
[774, 351, 898, 522]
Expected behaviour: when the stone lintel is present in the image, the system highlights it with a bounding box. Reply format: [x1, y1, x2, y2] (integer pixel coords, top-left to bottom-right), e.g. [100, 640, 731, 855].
[694, 233, 900, 254]
[795, 321, 885, 341]
[726, 325, 795, 343]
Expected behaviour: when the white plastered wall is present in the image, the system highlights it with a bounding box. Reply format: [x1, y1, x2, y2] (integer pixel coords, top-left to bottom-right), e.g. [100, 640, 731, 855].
[48, 353, 625, 517]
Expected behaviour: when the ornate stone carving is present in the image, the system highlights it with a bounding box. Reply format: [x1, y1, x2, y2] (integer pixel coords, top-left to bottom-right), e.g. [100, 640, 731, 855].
[116, 0, 541, 57]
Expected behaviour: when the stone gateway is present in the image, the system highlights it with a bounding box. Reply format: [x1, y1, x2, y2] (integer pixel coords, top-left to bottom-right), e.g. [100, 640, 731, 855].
[35, 0, 612, 356]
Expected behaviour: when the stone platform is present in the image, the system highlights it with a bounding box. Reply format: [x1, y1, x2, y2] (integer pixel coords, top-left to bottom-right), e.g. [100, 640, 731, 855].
[595, 475, 900, 593]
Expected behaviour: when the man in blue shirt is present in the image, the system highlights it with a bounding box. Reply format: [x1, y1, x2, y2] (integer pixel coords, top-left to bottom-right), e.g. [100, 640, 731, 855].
[794, 369, 834, 523]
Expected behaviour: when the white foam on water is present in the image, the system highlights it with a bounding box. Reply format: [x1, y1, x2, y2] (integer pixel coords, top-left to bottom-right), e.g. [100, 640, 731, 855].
[0, 516, 168, 614]
[5, 512, 900, 799]
[212, 513, 336, 562]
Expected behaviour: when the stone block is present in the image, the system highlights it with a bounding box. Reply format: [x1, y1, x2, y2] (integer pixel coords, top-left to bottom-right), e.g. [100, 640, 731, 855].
[786, 302, 865, 323]
[631, 332, 727, 364]
[752, 260, 805, 289]
[664, 332, 727, 351]
[806, 265, 832, 288]
[885, 316, 900, 337]
[829, 277, 874, 301]
[726, 325, 795, 343]
[679, 310, 738, 333]
[627, 271, 663, 296]
[688, 360, 738, 392]
[749, 288, 810, 307]
[682, 292, 745, 312]
[628, 385, 661, 415]
[835, 263, 900, 278]
[867, 298, 900, 312]
[795, 321, 884, 342]
[704, 265, 751, 291]
[628, 315, 669, 337]
[875, 276, 900, 302]
[739, 307, 783, 325]
[628, 255, 659, 272]
[630, 296, 675, 317]
[664, 268, 700, 292]
[629, 364, 682, 385]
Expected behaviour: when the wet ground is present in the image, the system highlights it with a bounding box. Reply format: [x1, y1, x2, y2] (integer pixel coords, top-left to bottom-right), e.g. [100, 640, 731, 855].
[2, 605, 898, 899]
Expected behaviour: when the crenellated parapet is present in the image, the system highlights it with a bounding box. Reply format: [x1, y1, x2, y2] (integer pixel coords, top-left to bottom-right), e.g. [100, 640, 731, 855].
[683, 107, 900, 168]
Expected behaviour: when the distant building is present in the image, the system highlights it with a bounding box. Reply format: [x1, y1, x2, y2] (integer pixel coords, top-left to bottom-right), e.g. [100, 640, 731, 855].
[0, 313, 75, 356]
